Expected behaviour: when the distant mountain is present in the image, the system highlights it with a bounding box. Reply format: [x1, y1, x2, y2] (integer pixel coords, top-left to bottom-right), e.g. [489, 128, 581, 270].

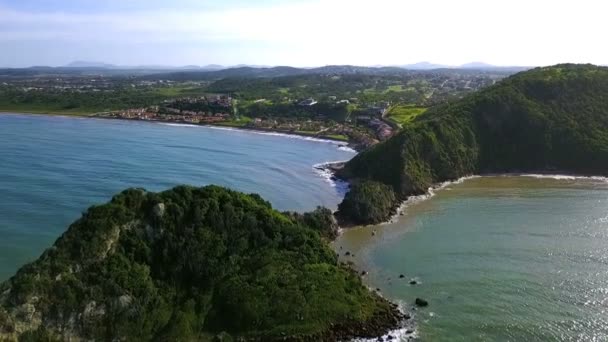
[458, 62, 531, 72]
[399, 62, 450, 70]
[2, 63, 526, 79]
[200, 64, 225, 70]
[65, 61, 117, 68]
[63, 61, 226, 71]
[459, 61, 496, 69]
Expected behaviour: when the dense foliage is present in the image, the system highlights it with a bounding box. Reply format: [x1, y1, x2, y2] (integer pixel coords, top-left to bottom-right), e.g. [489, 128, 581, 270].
[0, 186, 401, 341]
[0, 86, 201, 114]
[339, 64, 608, 224]
[336, 181, 398, 226]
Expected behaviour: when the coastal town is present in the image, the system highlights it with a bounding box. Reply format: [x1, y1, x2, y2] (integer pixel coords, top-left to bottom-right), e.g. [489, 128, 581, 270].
[95, 94, 396, 149]
[0, 65, 514, 149]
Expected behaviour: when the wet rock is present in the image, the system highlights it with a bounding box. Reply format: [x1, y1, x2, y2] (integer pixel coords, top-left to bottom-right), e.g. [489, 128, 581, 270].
[399, 274, 405, 279]
[406, 329, 414, 334]
[361, 270, 368, 276]
[376, 288, 381, 292]
[409, 280, 418, 285]
[415, 298, 428, 307]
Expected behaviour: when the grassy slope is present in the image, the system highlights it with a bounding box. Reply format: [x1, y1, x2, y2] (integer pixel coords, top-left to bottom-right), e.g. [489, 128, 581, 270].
[0, 186, 400, 341]
[341, 64, 608, 200]
[386, 105, 427, 126]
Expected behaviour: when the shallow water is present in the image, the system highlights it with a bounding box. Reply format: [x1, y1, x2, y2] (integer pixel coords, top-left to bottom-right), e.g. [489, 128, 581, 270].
[0, 113, 354, 281]
[337, 176, 608, 341]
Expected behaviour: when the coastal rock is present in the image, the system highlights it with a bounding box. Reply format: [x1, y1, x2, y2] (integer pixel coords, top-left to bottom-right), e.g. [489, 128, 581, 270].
[153, 202, 166, 217]
[83, 301, 105, 319]
[415, 298, 428, 307]
[115, 295, 133, 310]
[399, 274, 405, 279]
[409, 280, 418, 285]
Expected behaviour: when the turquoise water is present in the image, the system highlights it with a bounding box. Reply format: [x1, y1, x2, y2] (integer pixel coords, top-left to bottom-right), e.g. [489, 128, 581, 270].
[337, 176, 608, 341]
[0, 113, 354, 281]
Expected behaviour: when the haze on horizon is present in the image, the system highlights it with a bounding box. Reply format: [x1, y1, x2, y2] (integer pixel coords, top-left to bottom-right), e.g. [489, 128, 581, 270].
[0, 0, 606, 68]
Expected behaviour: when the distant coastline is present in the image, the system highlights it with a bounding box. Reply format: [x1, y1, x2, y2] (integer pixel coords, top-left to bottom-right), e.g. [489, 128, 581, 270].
[0, 110, 363, 151]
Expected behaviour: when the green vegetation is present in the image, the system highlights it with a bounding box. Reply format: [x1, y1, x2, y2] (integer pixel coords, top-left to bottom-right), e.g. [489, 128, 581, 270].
[210, 116, 252, 127]
[386, 105, 427, 126]
[0, 186, 402, 341]
[339, 64, 608, 225]
[323, 134, 349, 141]
[0, 86, 205, 115]
[337, 181, 398, 226]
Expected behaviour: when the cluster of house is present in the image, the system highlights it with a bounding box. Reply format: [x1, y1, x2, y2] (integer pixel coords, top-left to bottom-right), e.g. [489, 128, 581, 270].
[368, 119, 394, 140]
[105, 102, 231, 124]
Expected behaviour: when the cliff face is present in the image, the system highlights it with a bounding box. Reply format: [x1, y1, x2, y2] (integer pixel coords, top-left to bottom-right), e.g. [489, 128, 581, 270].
[0, 186, 402, 341]
[338, 64, 608, 224]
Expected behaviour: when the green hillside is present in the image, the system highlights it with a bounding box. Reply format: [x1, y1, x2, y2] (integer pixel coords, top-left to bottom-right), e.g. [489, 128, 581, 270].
[338, 64, 608, 224]
[0, 186, 402, 341]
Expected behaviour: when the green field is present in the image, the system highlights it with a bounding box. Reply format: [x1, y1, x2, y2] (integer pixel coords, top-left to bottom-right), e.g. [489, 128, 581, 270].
[212, 116, 252, 127]
[386, 105, 427, 125]
[323, 134, 349, 141]
[384, 85, 405, 92]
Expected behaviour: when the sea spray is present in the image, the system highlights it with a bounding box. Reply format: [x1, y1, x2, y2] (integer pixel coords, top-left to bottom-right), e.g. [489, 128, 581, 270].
[351, 300, 417, 342]
[313, 161, 350, 197]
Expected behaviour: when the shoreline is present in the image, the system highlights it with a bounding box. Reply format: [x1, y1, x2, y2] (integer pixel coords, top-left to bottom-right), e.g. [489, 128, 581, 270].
[0, 110, 363, 151]
[332, 171, 608, 340]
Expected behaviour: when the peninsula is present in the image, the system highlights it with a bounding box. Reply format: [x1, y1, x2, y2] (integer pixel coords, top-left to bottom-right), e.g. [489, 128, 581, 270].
[335, 64, 608, 225]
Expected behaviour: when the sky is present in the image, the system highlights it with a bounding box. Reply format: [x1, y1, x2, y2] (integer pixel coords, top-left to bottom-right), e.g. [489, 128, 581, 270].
[0, 0, 605, 68]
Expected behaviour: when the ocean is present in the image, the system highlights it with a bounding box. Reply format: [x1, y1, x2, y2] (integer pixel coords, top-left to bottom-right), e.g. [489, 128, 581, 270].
[337, 176, 608, 341]
[0, 113, 355, 281]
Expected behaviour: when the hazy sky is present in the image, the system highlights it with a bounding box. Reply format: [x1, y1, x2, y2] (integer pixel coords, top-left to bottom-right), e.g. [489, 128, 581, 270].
[0, 0, 605, 67]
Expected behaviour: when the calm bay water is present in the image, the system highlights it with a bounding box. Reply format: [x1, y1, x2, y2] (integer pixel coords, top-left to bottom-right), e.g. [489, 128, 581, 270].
[338, 176, 608, 341]
[0, 113, 354, 281]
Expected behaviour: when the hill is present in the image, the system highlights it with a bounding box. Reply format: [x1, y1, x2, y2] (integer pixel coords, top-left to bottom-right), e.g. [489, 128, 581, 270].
[0, 186, 402, 341]
[337, 64, 608, 224]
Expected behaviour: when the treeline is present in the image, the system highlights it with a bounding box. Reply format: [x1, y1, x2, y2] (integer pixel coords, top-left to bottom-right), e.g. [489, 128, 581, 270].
[208, 74, 432, 104]
[0, 87, 172, 113]
[240, 101, 351, 121]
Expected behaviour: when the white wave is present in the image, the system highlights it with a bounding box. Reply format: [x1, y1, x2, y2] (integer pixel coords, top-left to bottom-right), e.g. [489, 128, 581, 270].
[158, 123, 199, 128]
[313, 161, 350, 196]
[517, 174, 608, 182]
[351, 300, 416, 342]
[338, 145, 358, 153]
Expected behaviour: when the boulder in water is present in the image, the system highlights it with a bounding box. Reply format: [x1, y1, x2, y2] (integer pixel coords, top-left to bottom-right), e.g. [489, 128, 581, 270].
[415, 298, 428, 307]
